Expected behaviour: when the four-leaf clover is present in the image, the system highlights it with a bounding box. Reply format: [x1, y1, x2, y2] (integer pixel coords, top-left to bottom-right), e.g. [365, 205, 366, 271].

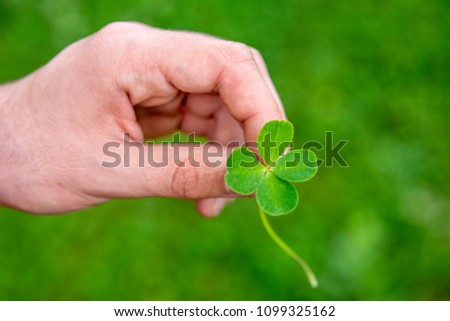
[225, 120, 318, 216]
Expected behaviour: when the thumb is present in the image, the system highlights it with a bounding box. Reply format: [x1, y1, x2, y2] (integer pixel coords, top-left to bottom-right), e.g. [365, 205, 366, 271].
[100, 139, 235, 200]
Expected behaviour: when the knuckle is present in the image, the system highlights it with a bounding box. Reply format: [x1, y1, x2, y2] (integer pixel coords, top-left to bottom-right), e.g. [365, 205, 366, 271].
[249, 47, 262, 60]
[89, 22, 144, 76]
[223, 41, 254, 63]
[170, 156, 204, 199]
[93, 22, 141, 48]
[98, 22, 135, 35]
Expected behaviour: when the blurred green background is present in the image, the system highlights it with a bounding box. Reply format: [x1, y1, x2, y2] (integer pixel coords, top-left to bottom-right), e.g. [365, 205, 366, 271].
[0, 0, 449, 300]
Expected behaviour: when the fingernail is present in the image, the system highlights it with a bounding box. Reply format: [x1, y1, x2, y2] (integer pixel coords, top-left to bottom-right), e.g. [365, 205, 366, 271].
[212, 198, 234, 216]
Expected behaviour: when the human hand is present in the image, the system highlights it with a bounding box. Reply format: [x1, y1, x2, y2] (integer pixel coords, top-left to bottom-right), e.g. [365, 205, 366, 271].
[0, 22, 284, 217]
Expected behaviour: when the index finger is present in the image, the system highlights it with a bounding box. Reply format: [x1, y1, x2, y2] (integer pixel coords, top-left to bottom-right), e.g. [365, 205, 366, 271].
[152, 29, 285, 142]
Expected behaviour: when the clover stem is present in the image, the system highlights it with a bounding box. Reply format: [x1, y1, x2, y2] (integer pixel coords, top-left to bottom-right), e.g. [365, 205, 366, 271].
[258, 206, 318, 288]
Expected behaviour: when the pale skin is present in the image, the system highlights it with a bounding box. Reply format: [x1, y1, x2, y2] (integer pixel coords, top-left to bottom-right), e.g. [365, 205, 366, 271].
[0, 22, 285, 217]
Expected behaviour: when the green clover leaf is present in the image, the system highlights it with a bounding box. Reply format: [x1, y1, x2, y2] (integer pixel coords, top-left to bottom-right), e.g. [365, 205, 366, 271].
[224, 120, 319, 288]
[257, 120, 293, 166]
[225, 120, 318, 216]
[225, 146, 265, 195]
[272, 149, 318, 183]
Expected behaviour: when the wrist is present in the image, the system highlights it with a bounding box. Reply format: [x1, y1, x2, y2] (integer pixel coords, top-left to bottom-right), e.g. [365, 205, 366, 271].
[0, 81, 23, 208]
[0, 83, 12, 113]
[0, 85, 11, 205]
[0, 82, 18, 138]
[0, 79, 28, 120]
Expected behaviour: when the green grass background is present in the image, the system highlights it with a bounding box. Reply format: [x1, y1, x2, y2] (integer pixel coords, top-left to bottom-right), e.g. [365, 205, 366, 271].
[0, 0, 449, 300]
